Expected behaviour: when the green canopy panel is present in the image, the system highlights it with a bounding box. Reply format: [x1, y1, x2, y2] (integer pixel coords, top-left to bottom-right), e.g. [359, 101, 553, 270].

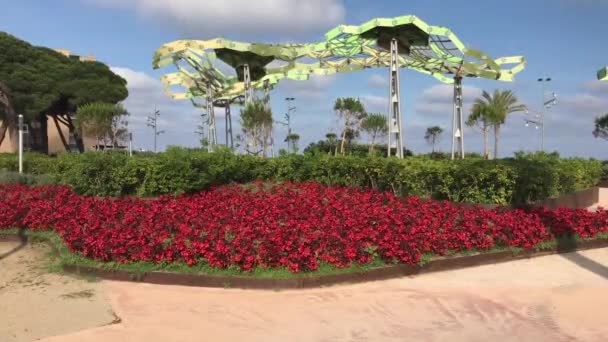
[599, 67, 608, 81]
[153, 14, 526, 104]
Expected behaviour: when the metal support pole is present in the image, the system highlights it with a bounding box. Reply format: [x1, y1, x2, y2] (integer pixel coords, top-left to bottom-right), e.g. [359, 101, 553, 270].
[153, 110, 157, 153]
[387, 38, 404, 158]
[206, 84, 217, 152]
[540, 81, 546, 152]
[243, 64, 253, 104]
[285, 97, 295, 152]
[263, 79, 272, 158]
[147, 107, 160, 153]
[225, 103, 233, 148]
[18, 114, 23, 174]
[451, 76, 465, 160]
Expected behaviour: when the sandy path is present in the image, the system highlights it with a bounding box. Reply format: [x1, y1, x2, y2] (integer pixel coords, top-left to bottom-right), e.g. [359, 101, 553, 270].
[0, 241, 116, 342]
[39, 248, 608, 342]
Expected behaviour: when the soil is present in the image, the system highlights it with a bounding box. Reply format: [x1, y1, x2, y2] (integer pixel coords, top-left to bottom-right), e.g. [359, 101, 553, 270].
[0, 241, 116, 342]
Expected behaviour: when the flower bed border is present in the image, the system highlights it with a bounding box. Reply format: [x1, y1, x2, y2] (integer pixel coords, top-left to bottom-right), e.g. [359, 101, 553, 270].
[3, 232, 608, 290]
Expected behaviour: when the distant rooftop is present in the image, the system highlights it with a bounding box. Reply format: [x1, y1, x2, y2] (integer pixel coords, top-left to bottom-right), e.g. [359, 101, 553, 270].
[53, 48, 96, 62]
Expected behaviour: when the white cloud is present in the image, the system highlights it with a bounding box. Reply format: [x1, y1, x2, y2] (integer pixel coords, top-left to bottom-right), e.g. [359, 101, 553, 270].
[415, 84, 482, 117]
[582, 79, 608, 94]
[82, 0, 345, 35]
[279, 74, 336, 100]
[368, 74, 387, 88]
[560, 93, 608, 116]
[111, 66, 202, 150]
[361, 95, 386, 113]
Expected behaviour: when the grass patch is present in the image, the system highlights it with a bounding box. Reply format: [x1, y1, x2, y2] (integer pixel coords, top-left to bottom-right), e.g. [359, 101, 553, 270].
[3, 229, 608, 280]
[7, 230, 391, 280]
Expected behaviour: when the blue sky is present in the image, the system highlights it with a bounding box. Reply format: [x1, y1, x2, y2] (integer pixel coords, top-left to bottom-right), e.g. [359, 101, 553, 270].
[2, 0, 608, 157]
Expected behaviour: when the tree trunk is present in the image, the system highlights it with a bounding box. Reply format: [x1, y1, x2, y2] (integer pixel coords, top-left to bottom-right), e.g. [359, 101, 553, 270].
[2, 110, 18, 153]
[369, 133, 376, 156]
[339, 128, 347, 155]
[432, 138, 436, 154]
[483, 120, 490, 160]
[64, 114, 84, 152]
[0, 120, 8, 147]
[0, 84, 17, 152]
[494, 124, 500, 160]
[52, 115, 70, 152]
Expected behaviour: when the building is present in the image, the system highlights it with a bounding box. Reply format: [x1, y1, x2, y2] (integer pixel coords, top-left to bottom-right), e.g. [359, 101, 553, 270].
[0, 114, 98, 154]
[53, 49, 97, 62]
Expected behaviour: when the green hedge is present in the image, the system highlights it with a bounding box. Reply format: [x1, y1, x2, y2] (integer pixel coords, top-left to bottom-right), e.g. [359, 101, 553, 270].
[0, 148, 602, 204]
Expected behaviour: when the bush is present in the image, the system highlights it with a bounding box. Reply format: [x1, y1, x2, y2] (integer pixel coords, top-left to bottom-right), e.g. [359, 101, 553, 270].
[0, 171, 53, 186]
[0, 149, 601, 204]
[2, 183, 607, 273]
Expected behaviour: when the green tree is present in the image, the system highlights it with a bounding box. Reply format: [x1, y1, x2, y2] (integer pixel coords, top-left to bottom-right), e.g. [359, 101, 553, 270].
[325, 132, 337, 155]
[424, 126, 444, 153]
[593, 114, 608, 140]
[361, 113, 388, 156]
[0, 32, 128, 152]
[75, 102, 129, 150]
[473, 90, 527, 159]
[286, 133, 300, 153]
[343, 128, 360, 153]
[466, 101, 492, 159]
[334, 97, 366, 155]
[0, 81, 17, 150]
[240, 100, 273, 157]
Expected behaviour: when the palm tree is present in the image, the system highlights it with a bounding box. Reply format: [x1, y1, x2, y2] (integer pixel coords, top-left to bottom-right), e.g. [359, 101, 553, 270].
[286, 133, 300, 153]
[466, 101, 492, 159]
[325, 132, 337, 155]
[361, 113, 388, 156]
[334, 97, 366, 155]
[343, 128, 360, 153]
[593, 114, 608, 140]
[424, 126, 443, 153]
[472, 90, 527, 159]
[240, 100, 273, 157]
[0, 81, 17, 151]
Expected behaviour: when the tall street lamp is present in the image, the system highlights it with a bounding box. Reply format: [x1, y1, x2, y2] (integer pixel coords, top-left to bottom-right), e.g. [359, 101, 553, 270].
[284, 97, 296, 151]
[537, 78, 557, 151]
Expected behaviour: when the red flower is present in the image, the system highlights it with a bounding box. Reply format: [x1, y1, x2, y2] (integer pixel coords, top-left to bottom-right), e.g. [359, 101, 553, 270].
[1, 182, 606, 273]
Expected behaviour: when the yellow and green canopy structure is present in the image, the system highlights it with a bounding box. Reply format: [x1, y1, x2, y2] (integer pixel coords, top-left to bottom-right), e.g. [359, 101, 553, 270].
[599, 67, 608, 81]
[153, 15, 526, 158]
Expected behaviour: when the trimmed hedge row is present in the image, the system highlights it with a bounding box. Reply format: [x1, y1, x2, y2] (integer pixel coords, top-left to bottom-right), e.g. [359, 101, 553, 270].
[0, 148, 602, 204]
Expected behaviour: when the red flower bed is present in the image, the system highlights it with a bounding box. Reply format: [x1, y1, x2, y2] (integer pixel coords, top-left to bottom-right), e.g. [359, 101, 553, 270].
[1, 183, 607, 273]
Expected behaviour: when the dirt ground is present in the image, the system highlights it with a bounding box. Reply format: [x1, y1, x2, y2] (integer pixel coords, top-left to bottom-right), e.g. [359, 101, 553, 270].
[3, 239, 608, 342]
[0, 241, 116, 342]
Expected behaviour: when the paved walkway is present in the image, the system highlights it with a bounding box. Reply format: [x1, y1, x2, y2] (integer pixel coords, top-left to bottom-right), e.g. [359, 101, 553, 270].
[38, 248, 608, 342]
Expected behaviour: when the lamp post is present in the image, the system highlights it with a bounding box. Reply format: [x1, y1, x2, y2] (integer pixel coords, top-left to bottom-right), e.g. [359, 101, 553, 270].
[128, 133, 133, 157]
[537, 78, 557, 151]
[18, 114, 23, 174]
[147, 107, 165, 152]
[284, 97, 295, 151]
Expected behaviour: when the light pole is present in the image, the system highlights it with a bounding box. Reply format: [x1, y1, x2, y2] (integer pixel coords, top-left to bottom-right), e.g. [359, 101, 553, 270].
[537, 78, 557, 151]
[128, 132, 133, 157]
[284, 97, 295, 151]
[147, 107, 165, 152]
[18, 114, 23, 174]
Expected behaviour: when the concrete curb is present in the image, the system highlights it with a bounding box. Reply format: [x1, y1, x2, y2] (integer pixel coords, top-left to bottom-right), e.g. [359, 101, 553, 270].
[58, 238, 608, 290]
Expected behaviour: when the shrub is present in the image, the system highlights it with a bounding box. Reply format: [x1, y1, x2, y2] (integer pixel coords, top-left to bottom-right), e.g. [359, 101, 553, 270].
[0, 149, 601, 204]
[0, 171, 52, 186]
